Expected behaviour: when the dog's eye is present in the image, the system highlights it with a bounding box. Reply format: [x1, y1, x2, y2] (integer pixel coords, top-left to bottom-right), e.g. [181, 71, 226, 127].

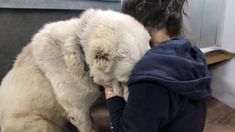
[95, 49, 110, 61]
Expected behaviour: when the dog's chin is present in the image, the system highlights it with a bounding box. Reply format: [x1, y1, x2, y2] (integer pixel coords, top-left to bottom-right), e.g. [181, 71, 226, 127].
[92, 75, 110, 86]
[93, 78, 104, 86]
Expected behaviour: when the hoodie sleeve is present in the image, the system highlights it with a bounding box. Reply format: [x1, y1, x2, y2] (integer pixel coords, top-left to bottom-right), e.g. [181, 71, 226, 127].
[106, 81, 172, 132]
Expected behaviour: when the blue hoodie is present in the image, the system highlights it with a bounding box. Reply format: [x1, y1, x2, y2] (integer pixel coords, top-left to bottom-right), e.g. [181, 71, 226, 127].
[106, 38, 212, 132]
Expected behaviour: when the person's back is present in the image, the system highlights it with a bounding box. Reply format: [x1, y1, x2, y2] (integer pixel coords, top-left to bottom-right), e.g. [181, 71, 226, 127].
[103, 0, 212, 131]
[124, 38, 211, 132]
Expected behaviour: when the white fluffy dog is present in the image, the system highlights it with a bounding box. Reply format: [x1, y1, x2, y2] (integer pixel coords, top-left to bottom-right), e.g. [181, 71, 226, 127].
[0, 9, 150, 132]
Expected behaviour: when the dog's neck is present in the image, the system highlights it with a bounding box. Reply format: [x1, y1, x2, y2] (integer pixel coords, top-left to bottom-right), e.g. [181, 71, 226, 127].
[78, 43, 90, 72]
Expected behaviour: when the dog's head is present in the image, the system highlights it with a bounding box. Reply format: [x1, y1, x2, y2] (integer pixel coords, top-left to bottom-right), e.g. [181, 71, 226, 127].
[79, 9, 150, 100]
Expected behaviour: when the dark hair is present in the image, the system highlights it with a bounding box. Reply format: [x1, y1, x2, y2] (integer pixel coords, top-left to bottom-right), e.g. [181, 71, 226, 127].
[121, 0, 187, 37]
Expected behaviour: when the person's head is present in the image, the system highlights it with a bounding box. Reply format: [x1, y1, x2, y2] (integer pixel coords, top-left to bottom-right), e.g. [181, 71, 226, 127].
[121, 0, 187, 38]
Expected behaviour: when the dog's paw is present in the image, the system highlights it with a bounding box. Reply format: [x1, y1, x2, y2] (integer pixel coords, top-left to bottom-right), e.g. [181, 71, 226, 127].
[91, 129, 96, 132]
[66, 109, 95, 132]
[67, 111, 81, 127]
[68, 115, 80, 127]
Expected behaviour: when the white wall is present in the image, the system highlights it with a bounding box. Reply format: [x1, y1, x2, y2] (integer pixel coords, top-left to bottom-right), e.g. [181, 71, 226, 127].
[211, 0, 235, 109]
[219, 0, 235, 52]
[183, 0, 223, 48]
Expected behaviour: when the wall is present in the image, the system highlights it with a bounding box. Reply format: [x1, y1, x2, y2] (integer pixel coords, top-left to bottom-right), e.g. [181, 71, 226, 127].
[218, 0, 235, 52]
[0, 9, 83, 82]
[211, 0, 235, 109]
[183, 0, 224, 48]
[0, 0, 120, 10]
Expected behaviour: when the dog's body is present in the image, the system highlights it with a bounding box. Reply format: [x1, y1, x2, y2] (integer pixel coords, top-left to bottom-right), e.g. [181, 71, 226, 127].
[0, 9, 150, 132]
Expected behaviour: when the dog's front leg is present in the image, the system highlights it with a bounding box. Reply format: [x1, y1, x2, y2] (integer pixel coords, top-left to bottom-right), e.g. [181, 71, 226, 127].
[31, 37, 99, 131]
[47, 74, 99, 131]
[69, 108, 96, 132]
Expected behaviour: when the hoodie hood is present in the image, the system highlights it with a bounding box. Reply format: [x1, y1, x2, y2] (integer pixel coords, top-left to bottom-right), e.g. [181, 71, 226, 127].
[128, 38, 212, 101]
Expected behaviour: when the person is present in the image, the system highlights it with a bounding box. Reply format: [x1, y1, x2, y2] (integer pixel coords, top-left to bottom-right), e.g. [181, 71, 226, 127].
[103, 0, 212, 132]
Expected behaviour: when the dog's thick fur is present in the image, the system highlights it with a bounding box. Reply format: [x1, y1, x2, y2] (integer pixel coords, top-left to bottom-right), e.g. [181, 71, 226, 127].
[0, 9, 150, 132]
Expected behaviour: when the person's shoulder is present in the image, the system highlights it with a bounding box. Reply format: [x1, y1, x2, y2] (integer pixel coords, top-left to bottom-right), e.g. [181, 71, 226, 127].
[133, 50, 155, 68]
[130, 49, 160, 78]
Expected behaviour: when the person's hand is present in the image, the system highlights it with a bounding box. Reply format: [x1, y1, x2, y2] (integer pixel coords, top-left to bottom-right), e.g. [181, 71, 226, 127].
[103, 85, 117, 99]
